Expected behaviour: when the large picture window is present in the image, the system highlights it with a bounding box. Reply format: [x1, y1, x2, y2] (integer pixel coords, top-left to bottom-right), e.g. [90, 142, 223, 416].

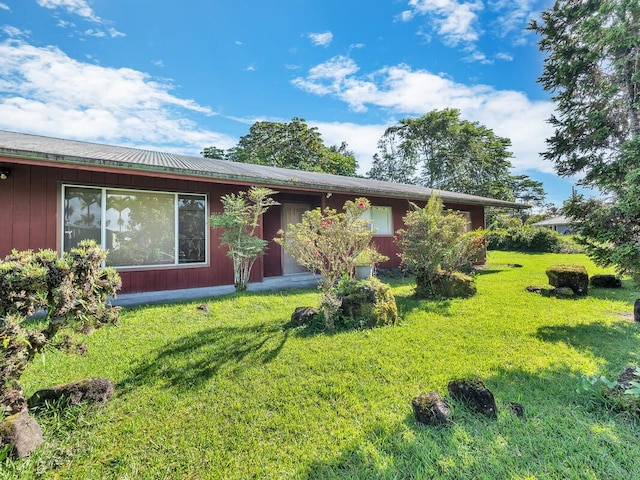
[63, 185, 207, 267]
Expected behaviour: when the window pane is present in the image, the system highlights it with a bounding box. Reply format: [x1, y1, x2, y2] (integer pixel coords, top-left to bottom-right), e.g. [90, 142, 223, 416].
[63, 187, 102, 252]
[106, 190, 175, 266]
[178, 195, 206, 263]
[371, 206, 392, 235]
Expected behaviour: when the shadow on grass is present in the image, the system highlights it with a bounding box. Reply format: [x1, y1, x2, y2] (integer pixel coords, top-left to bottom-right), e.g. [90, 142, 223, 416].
[536, 321, 640, 368]
[303, 366, 640, 479]
[118, 322, 289, 394]
[588, 280, 640, 305]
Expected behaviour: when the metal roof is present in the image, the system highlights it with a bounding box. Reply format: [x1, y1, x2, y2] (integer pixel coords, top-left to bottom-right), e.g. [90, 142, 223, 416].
[0, 130, 527, 208]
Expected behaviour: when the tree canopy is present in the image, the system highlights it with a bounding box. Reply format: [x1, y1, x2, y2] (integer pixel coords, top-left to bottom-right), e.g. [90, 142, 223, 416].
[202, 117, 358, 176]
[530, 0, 640, 281]
[367, 108, 545, 204]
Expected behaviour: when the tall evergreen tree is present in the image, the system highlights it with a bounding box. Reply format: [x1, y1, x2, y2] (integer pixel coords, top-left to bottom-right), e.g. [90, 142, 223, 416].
[530, 0, 640, 280]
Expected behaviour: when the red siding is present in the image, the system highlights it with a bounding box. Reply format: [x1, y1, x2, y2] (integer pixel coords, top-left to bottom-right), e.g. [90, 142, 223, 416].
[0, 161, 488, 294]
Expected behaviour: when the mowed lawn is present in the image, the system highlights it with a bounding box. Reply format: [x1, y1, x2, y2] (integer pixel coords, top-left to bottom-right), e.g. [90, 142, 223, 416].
[7, 251, 640, 479]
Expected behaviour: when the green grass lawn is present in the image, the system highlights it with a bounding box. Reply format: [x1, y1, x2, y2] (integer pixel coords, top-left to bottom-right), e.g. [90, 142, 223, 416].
[6, 251, 640, 479]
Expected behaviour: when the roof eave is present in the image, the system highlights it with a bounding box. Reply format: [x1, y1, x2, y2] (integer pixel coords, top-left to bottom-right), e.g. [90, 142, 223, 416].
[0, 147, 528, 209]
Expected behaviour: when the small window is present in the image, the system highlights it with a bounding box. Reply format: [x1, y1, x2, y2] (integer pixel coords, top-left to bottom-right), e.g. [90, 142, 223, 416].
[62, 185, 207, 268]
[360, 206, 393, 235]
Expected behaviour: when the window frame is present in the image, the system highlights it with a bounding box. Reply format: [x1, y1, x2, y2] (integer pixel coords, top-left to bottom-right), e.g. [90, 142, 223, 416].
[361, 205, 394, 236]
[61, 184, 209, 270]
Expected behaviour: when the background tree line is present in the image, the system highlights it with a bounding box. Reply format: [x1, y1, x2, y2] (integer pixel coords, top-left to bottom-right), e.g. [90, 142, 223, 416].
[202, 111, 547, 212]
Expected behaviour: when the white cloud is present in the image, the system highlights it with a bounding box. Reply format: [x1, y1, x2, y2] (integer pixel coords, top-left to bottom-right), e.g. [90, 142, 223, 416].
[37, 0, 102, 23]
[294, 56, 556, 174]
[0, 3, 10, 11]
[292, 55, 360, 98]
[245, 64, 256, 72]
[489, 0, 538, 38]
[311, 121, 388, 173]
[84, 27, 125, 38]
[463, 51, 492, 64]
[402, 0, 544, 62]
[308, 31, 333, 47]
[0, 40, 236, 153]
[56, 19, 76, 28]
[406, 0, 483, 46]
[1, 26, 29, 38]
[495, 52, 514, 61]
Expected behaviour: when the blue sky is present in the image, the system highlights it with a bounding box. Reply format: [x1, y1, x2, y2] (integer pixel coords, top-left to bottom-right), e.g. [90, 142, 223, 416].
[0, 0, 583, 206]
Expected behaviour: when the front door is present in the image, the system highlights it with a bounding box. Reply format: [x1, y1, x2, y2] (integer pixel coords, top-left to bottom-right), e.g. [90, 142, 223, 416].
[282, 203, 309, 274]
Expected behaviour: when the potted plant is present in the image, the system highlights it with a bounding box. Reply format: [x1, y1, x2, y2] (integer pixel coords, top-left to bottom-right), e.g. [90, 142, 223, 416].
[354, 245, 389, 279]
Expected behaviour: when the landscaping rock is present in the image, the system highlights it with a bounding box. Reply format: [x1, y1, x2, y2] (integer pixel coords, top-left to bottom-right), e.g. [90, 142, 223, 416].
[416, 272, 476, 299]
[448, 379, 497, 418]
[635, 299, 640, 323]
[508, 263, 523, 268]
[525, 285, 544, 294]
[0, 411, 44, 459]
[507, 402, 525, 418]
[590, 274, 622, 289]
[338, 278, 397, 327]
[290, 307, 318, 326]
[545, 265, 588, 296]
[551, 287, 575, 299]
[412, 392, 451, 427]
[27, 377, 115, 409]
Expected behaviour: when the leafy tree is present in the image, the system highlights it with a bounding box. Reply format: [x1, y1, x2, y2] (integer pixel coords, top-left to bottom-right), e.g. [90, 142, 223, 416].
[202, 118, 358, 176]
[200, 146, 226, 161]
[210, 187, 279, 292]
[367, 108, 543, 202]
[274, 198, 373, 328]
[367, 109, 511, 196]
[530, 0, 640, 280]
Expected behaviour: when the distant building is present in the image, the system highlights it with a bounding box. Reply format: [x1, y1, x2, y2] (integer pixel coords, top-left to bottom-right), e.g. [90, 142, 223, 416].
[532, 215, 573, 235]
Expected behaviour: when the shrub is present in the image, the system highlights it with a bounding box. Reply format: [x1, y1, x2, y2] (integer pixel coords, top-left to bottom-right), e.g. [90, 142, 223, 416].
[395, 194, 483, 298]
[275, 198, 374, 328]
[0, 241, 121, 413]
[486, 223, 582, 253]
[337, 277, 398, 328]
[417, 272, 477, 299]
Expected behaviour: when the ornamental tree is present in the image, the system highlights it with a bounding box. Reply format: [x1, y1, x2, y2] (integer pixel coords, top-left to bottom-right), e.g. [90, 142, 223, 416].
[210, 187, 279, 292]
[395, 194, 483, 297]
[274, 198, 373, 328]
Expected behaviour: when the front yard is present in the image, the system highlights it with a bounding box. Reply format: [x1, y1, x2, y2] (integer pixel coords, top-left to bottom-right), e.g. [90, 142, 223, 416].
[6, 251, 640, 479]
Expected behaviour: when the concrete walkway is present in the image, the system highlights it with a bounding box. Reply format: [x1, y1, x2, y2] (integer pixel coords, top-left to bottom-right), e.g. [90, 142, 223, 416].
[111, 273, 319, 308]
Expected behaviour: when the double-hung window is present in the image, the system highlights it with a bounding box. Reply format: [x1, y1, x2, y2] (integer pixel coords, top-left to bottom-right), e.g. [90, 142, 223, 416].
[62, 185, 207, 267]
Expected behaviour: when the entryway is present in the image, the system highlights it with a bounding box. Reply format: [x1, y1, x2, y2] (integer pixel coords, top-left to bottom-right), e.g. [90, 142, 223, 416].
[281, 203, 309, 274]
